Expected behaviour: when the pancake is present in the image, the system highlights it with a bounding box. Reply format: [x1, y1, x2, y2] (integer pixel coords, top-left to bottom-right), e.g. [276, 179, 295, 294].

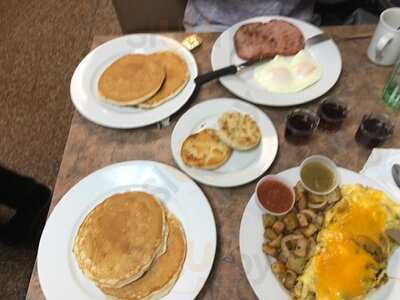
[216, 112, 261, 151]
[139, 51, 189, 109]
[98, 54, 165, 106]
[100, 213, 187, 300]
[181, 129, 232, 170]
[73, 191, 168, 288]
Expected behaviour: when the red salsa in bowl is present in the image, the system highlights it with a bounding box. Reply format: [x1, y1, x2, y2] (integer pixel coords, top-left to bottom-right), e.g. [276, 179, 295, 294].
[255, 176, 295, 215]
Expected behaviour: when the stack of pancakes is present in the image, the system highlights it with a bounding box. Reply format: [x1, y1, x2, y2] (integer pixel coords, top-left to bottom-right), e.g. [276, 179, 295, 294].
[73, 191, 186, 300]
[181, 112, 262, 170]
[98, 51, 189, 109]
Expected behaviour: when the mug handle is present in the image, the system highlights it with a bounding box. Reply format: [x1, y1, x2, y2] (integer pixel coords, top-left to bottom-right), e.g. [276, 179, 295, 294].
[376, 33, 394, 60]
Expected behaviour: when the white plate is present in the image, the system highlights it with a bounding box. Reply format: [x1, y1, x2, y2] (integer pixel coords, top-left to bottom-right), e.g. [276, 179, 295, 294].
[70, 34, 198, 128]
[240, 167, 400, 300]
[211, 16, 342, 107]
[38, 161, 216, 300]
[171, 98, 278, 187]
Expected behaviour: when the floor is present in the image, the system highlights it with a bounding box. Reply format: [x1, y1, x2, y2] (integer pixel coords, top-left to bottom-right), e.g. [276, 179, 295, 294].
[0, 1, 121, 298]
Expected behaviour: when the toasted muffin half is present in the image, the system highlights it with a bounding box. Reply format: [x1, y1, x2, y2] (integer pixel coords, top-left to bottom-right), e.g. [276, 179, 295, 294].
[180, 129, 232, 170]
[217, 112, 261, 151]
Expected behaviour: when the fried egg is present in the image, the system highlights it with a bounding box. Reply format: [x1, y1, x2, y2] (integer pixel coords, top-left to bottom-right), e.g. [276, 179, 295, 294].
[254, 50, 322, 94]
[296, 185, 400, 300]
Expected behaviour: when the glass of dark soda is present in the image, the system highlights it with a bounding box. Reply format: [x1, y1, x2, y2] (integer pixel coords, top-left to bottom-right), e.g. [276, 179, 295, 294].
[318, 97, 348, 132]
[285, 109, 320, 145]
[355, 113, 394, 148]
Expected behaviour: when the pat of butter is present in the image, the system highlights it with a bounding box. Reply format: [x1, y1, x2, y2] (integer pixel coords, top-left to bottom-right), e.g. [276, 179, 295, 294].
[182, 34, 202, 51]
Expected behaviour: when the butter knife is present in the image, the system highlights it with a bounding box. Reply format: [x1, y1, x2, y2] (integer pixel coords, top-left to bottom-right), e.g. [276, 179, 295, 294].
[194, 33, 331, 86]
[194, 58, 266, 86]
[392, 164, 400, 189]
[386, 228, 400, 245]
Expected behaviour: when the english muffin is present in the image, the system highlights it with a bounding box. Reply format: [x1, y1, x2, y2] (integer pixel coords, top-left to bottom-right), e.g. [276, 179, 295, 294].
[139, 51, 189, 109]
[100, 213, 187, 300]
[181, 129, 232, 170]
[217, 112, 261, 151]
[73, 191, 168, 288]
[98, 54, 165, 106]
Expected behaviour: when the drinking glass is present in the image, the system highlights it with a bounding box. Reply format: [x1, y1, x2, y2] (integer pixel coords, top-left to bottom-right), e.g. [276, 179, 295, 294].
[285, 109, 319, 145]
[383, 59, 400, 110]
[355, 113, 394, 148]
[317, 97, 348, 132]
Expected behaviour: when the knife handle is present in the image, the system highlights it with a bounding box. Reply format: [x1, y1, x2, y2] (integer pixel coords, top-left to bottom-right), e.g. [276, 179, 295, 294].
[194, 65, 237, 86]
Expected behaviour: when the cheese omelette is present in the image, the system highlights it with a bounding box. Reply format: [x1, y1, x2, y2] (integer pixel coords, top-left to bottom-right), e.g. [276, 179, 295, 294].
[100, 213, 186, 300]
[73, 192, 168, 288]
[139, 51, 189, 109]
[98, 54, 165, 106]
[295, 185, 400, 300]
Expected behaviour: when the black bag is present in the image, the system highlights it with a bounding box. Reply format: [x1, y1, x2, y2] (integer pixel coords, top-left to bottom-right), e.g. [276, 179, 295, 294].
[0, 166, 51, 244]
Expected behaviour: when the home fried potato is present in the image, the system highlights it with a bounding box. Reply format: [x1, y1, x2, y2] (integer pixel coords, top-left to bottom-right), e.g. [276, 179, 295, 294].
[262, 181, 342, 296]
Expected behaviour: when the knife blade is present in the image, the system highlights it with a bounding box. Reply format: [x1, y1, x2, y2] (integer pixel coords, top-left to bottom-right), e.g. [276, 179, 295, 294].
[305, 33, 331, 48]
[194, 33, 331, 86]
[386, 228, 400, 245]
[194, 58, 267, 86]
[392, 164, 400, 189]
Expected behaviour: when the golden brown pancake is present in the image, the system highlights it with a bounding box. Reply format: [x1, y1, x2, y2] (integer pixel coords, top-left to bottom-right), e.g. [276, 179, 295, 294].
[180, 129, 232, 170]
[100, 213, 187, 300]
[98, 54, 165, 106]
[73, 191, 168, 288]
[139, 51, 189, 109]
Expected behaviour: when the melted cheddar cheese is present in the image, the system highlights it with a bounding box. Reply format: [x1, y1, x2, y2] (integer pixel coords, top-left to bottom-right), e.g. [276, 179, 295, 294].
[315, 234, 379, 299]
[298, 185, 400, 300]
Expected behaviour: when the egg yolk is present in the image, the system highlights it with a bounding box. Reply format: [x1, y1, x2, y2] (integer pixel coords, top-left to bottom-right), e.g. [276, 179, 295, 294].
[266, 66, 293, 87]
[294, 62, 317, 78]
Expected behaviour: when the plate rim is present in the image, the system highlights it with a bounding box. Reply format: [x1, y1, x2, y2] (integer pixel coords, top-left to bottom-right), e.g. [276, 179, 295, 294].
[70, 34, 198, 129]
[170, 97, 279, 187]
[211, 15, 342, 107]
[37, 160, 217, 300]
[239, 166, 400, 299]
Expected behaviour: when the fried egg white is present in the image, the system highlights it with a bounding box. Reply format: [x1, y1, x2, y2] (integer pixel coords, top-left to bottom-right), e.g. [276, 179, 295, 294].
[254, 50, 322, 94]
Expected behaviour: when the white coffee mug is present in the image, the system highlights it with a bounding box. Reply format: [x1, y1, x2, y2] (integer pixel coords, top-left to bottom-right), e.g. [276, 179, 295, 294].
[367, 8, 400, 66]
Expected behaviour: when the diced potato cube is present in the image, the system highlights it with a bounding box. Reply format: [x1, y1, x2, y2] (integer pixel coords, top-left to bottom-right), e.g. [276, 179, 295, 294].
[284, 212, 299, 231]
[263, 243, 278, 257]
[264, 228, 278, 241]
[272, 221, 285, 234]
[302, 224, 318, 237]
[263, 214, 276, 228]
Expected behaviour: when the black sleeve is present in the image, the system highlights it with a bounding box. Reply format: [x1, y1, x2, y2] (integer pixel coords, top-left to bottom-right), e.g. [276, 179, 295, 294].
[0, 165, 51, 210]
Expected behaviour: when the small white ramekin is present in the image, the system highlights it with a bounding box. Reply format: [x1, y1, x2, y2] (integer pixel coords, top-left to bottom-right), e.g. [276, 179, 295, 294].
[255, 175, 295, 216]
[299, 155, 340, 196]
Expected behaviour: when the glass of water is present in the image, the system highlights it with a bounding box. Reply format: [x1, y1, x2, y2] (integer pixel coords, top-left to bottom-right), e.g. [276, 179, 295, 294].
[383, 59, 400, 110]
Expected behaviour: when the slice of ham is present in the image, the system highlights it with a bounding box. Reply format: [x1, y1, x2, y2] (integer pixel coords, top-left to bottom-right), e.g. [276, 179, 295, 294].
[234, 20, 305, 60]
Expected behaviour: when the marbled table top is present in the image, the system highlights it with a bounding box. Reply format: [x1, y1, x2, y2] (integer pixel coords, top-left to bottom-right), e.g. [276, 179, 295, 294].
[27, 25, 400, 300]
